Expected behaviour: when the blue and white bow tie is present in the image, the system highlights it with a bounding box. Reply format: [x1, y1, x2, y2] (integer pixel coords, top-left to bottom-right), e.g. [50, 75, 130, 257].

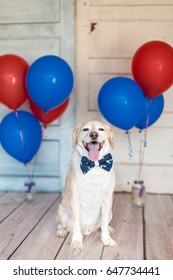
[80, 153, 113, 174]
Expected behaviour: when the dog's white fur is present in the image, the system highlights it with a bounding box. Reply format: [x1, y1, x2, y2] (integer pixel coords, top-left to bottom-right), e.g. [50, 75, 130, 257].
[56, 120, 116, 249]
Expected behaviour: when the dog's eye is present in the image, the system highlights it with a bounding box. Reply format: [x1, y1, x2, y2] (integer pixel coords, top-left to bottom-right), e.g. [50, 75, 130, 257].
[99, 128, 104, 131]
[83, 128, 89, 131]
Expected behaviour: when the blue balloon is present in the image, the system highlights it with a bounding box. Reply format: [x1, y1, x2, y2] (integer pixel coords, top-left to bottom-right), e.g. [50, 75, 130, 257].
[136, 95, 164, 129]
[98, 77, 145, 130]
[26, 55, 74, 111]
[0, 111, 42, 163]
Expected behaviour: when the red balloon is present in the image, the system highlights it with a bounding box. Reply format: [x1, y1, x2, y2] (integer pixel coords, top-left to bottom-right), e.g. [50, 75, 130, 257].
[0, 54, 29, 110]
[132, 41, 173, 98]
[29, 98, 69, 125]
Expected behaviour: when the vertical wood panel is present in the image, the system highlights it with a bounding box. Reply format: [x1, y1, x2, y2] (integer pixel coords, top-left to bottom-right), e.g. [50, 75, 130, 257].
[76, 0, 91, 122]
[58, 0, 75, 191]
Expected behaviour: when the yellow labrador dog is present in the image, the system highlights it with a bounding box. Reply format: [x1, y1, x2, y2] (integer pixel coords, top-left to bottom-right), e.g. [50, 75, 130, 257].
[56, 120, 116, 249]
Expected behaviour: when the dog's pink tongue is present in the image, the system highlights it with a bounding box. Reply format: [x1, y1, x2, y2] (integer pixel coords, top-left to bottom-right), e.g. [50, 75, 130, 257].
[88, 143, 100, 161]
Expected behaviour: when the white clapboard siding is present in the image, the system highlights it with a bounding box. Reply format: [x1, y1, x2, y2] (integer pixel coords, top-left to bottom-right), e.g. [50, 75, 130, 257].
[91, 0, 173, 5]
[115, 164, 173, 194]
[114, 128, 173, 165]
[0, 39, 60, 63]
[0, 141, 60, 176]
[0, 0, 75, 192]
[90, 22, 173, 58]
[0, 0, 60, 23]
[90, 6, 173, 21]
[0, 23, 60, 39]
[76, 0, 173, 193]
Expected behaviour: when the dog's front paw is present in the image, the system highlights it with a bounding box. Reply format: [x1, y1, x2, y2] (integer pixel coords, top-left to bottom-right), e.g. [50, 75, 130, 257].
[71, 239, 83, 249]
[102, 236, 117, 247]
[56, 226, 68, 238]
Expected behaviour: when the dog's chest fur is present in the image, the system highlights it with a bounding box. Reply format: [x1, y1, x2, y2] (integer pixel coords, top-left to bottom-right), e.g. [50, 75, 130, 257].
[72, 151, 115, 231]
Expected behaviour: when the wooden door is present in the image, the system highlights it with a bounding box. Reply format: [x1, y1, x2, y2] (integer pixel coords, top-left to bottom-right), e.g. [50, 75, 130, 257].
[76, 0, 173, 193]
[0, 0, 75, 192]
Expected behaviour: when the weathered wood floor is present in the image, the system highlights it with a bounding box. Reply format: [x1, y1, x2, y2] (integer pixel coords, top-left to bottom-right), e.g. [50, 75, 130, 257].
[0, 191, 173, 260]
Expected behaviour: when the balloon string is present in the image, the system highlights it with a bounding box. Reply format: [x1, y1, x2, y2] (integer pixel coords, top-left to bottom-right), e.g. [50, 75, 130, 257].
[137, 98, 152, 197]
[31, 154, 38, 179]
[136, 131, 146, 198]
[143, 98, 152, 148]
[42, 125, 47, 139]
[26, 154, 37, 180]
[125, 130, 133, 159]
[24, 157, 37, 198]
[138, 129, 143, 181]
[15, 111, 36, 198]
[25, 164, 32, 193]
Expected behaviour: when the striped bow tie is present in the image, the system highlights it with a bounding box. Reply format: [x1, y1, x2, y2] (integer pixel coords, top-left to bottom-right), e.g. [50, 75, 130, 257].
[80, 153, 113, 174]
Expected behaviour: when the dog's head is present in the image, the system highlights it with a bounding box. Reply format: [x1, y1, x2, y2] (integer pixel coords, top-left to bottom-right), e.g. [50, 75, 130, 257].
[72, 120, 114, 161]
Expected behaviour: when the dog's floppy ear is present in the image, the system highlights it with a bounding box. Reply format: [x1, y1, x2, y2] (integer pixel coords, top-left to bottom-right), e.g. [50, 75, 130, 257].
[72, 125, 81, 147]
[105, 124, 114, 148]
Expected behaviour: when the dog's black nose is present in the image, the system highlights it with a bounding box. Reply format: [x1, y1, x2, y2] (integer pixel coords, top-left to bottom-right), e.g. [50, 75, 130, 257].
[89, 131, 99, 139]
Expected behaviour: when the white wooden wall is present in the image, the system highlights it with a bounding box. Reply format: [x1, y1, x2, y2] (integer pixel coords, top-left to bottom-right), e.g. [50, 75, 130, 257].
[76, 0, 173, 194]
[0, 0, 173, 194]
[0, 0, 75, 192]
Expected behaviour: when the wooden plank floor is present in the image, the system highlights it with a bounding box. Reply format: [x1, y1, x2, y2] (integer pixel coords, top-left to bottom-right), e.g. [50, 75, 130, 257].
[0, 191, 172, 260]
